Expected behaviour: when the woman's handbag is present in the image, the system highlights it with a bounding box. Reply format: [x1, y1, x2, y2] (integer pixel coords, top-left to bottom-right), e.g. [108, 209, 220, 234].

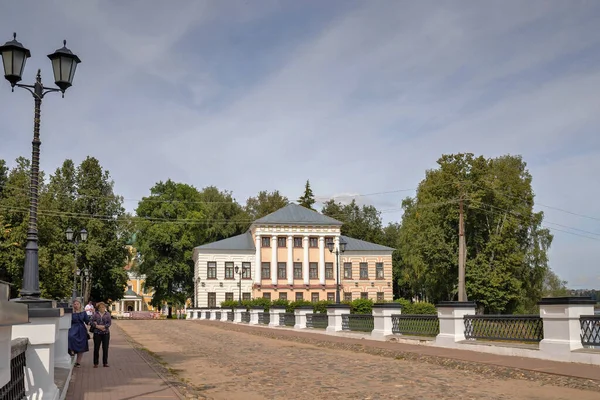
[89, 322, 96, 333]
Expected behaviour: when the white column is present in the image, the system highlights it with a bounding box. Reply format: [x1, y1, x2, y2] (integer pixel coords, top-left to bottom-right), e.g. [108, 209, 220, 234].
[271, 235, 278, 285]
[334, 236, 341, 284]
[318, 236, 325, 285]
[254, 235, 262, 285]
[303, 236, 310, 285]
[371, 303, 402, 341]
[270, 306, 287, 327]
[294, 306, 312, 329]
[55, 311, 72, 368]
[120, 300, 124, 313]
[435, 301, 476, 347]
[326, 304, 350, 334]
[287, 236, 293, 285]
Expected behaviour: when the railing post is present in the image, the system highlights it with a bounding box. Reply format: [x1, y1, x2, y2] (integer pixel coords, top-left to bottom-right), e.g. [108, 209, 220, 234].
[294, 306, 313, 330]
[208, 308, 217, 321]
[435, 301, 476, 347]
[233, 307, 245, 323]
[326, 304, 350, 334]
[269, 306, 287, 327]
[371, 303, 402, 341]
[538, 296, 596, 358]
[54, 303, 73, 369]
[0, 299, 28, 389]
[249, 306, 262, 325]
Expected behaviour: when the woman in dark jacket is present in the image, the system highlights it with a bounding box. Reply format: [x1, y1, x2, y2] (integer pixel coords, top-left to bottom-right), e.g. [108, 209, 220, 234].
[67, 299, 90, 368]
[90, 302, 112, 368]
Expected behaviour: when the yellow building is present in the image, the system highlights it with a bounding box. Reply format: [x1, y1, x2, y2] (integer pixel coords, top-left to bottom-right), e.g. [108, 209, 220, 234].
[192, 204, 394, 307]
[111, 244, 155, 314]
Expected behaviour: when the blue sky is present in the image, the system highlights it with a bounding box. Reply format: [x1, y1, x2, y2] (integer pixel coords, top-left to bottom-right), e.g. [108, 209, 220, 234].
[1, 1, 599, 289]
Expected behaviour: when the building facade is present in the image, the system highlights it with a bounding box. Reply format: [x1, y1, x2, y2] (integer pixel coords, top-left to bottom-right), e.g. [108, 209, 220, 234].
[111, 244, 155, 314]
[193, 204, 394, 307]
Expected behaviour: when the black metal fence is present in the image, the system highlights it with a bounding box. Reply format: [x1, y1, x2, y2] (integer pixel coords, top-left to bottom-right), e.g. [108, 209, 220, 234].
[215, 311, 221, 320]
[258, 312, 270, 325]
[205, 311, 211, 320]
[280, 313, 295, 327]
[306, 313, 328, 329]
[0, 338, 27, 400]
[342, 314, 374, 332]
[391, 314, 439, 336]
[580, 315, 600, 347]
[227, 311, 234, 321]
[464, 315, 543, 343]
[241, 311, 250, 323]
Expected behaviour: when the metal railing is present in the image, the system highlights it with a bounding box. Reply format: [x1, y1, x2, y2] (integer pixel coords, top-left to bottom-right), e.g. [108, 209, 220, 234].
[205, 311, 211, 320]
[215, 311, 221, 320]
[258, 312, 270, 325]
[391, 314, 439, 336]
[464, 315, 543, 343]
[241, 311, 250, 323]
[227, 311, 234, 321]
[0, 338, 27, 400]
[306, 313, 328, 329]
[342, 314, 374, 332]
[580, 315, 600, 347]
[280, 313, 295, 327]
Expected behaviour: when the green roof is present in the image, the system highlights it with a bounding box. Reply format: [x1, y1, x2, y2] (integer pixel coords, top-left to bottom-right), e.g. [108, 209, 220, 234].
[194, 231, 255, 251]
[124, 287, 140, 297]
[253, 203, 342, 226]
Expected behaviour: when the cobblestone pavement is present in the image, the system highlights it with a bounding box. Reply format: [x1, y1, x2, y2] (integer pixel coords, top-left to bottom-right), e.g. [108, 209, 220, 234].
[116, 320, 600, 400]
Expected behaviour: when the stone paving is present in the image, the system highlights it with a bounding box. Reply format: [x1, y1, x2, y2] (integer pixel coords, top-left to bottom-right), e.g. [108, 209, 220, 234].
[116, 319, 600, 400]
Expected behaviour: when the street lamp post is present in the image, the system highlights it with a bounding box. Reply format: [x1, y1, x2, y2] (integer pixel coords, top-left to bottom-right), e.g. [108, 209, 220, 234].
[66, 228, 88, 301]
[234, 265, 243, 305]
[0, 33, 81, 301]
[327, 238, 347, 304]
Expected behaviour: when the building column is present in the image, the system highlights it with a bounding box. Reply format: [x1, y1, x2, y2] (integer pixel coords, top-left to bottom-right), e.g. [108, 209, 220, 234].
[120, 300, 124, 313]
[334, 236, 340, 284]
[302, 236, 310, 285]
[318, 236, 325, 285]
[254, 235, 262, 285]
[271, 235, 278, 285]
[287, 235, 293, 285]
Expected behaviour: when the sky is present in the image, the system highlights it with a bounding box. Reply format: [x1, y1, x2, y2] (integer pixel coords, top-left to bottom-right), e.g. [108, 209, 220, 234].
[0, 1, 599, 289]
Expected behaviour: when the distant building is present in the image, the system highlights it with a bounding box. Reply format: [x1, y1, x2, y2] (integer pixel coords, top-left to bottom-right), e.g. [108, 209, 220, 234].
[111, 239, 155, 314]
[192, 204, 394, 307]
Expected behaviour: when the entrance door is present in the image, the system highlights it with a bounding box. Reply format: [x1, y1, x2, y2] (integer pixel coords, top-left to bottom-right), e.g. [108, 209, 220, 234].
[208, 292, 216, 308]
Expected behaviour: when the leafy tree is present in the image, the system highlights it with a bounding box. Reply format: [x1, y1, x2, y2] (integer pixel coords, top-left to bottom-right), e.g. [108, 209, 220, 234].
[321, 199, 383, 243]
[245, 190, 289, 220]
[298, 180, 316, 210]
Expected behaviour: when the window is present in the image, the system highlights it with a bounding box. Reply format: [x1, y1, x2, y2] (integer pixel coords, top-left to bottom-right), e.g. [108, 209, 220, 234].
[277, 262, 287, 279]
[343, 262, 352, 279]
[225, 262, 234, 279]
[278, 237, 287, 247]
[360, 262, 368, 279]
[293, 262, 302, 279]
[376, 262, 384, 279]
[207, 262, 217, 279]
[360, 292, 369, 300]
[325, 262, 334, 279]
[208, 292, 217, 307]
[311, 293, 320, 303]
[279, 292, 287, 301]
[309, 237, 318, 247]
[327, 292, 335, 302]
[325, 237, 334, 248]
[377, 292, 384, 302]
[293, 237, 303, 248]
[262, 237, 272, 247]
[127, 285, 132, 291]
[111, 304, 116, 311]
[242, 262, 251, 279]
[344, 292, 353, 302]
[295, 292, 304, 301]
[242, 292, 251, 301]
[309, 262, 318, 279]
[263, 292, 271, 300]
[225, 292, 234, 302]
[261, 263, 270, 279]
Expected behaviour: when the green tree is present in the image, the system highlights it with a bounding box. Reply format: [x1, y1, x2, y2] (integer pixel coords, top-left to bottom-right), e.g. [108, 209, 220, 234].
[321, 199, 383, 243]
[298, 180, 316, 210]
[245, 190, 289, 220]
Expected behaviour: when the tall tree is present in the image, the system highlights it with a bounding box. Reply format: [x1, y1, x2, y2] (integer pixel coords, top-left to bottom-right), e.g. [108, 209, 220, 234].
[298, 180, 316, 210]
[321, 199, 383, 243]
[245, 190, 289, 220]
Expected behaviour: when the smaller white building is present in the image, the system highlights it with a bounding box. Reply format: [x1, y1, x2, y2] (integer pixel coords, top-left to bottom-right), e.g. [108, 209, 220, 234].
[192, 231, 255, 307]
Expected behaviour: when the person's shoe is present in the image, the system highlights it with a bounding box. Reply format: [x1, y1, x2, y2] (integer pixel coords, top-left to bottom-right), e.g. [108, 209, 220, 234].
[74, 363, 81, 368]
[103, 364, 109, 368]
[93, 364, 98, 368]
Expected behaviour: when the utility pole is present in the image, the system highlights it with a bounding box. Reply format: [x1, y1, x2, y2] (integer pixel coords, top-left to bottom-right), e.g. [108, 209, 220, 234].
[458, 192, 468, 302]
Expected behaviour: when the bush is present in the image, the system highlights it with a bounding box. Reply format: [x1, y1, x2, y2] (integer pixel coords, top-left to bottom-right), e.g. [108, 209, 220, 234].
[394, 298, 437, 315]
[220, 300, 239, 309]
[287, 300, 312, 313]
[312, 300, 331, 314]
[349, 298, 373, 314]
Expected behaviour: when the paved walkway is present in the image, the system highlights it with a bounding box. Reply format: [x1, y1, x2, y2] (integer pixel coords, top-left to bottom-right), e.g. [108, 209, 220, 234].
[65, 324, 182, 400]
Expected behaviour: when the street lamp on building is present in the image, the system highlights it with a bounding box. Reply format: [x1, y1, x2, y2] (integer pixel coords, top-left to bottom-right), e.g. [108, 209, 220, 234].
[234, 265, 243, 305]
[327, 238, 347, 304]
[0, 33, 81, 301]
[66, 228, 88, 300]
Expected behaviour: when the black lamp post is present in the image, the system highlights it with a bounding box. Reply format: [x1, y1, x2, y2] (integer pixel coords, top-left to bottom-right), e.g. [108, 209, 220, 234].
[234, 265, 244, 305]
[0, 33, 81, 301]
[66, 228, 88, 300]
[327, 237, 347, 304]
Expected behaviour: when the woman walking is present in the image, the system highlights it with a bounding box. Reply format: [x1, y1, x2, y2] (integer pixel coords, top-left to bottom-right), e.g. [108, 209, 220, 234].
[68, 299, 90, 368]
[91, 302, 112, 368]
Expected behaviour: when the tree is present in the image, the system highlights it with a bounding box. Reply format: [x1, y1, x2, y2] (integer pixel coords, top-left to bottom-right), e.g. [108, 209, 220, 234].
[245, 190, 289, 220]
[298, 180, 316, 210]
[321, 199, 383, 243]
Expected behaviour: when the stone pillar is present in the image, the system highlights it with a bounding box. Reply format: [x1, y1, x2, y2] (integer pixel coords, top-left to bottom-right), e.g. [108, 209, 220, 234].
[435, 301, 476, 347]
[197, 308, 205, 320]
[271, 235, 278, 285]
[326, 304, 350, 334]
[209, 309, 217, 320]
[192, 309, 199, 320]
[220, 309, 229, 322]
[302, 236, 310, 285]
[233, 307, 245, 323]
[249, 306, 262, 325]
[287, 236, 293, 285]
[0, 299, 28, 388]
[371, 303, 402, 341]
[294, 306, 313, 330]
[318, 236, 325, 285]
[269, 306, 287, 327]
[55, 306, 73, 368]
[538, 296, 596, 358]
[254, 235, 262, 285]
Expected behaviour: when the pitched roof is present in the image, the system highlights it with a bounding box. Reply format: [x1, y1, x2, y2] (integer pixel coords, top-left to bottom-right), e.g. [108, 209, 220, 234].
[341, 235, 394, 252]
[124, 287, 140, 297]
[194, 231, 255, 251]
[253, 203, 343, 226]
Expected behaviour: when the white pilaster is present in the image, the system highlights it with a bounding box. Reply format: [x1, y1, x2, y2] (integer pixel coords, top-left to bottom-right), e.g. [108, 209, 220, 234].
[287, 236, 293, 285]
[233, 307, 245, 323]
[294, 306, 312, 330]
[254, 235, 262, 285]
[269, 306, 287, 327]
[54, 312, 72, 368]
[371, 303, 402, 341]
[435, 301, 476, 347]
[326, 304, 350, 334]
[303, 236, 310, 285]
[318, 236, 325, 285]
[249, 307, 262, 325]
[271, 235, 278, 285]
[333, 236, 340, 283]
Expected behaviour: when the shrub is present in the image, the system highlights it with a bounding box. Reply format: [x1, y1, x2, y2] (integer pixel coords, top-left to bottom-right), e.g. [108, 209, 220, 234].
[287, 300, 312, 313]
[394, 298, 437, 314]
[312, 300, 332, 314]
[350, 298, 373, 314]
[220, 300, 239, 309]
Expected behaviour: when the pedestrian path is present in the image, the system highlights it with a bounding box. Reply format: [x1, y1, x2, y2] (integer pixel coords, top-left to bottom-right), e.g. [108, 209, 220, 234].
[66, 324, 183, 400]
